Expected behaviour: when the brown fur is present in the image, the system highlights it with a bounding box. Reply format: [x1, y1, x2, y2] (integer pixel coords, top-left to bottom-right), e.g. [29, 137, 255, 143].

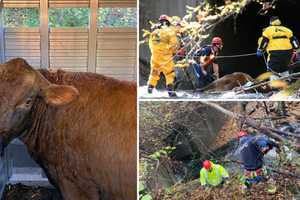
[0, 58, 137, 200]
[200, 72, 258, 92]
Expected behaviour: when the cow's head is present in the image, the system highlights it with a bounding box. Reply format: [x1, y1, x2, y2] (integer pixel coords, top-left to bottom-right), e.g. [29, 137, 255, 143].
[0, 58, 79, 149]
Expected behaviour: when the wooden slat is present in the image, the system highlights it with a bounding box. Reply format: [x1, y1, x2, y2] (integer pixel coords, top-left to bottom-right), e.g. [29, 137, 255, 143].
[5, 52, 40, 57]
[5, 27, 39, 33]
[96, 29, 136, 80]
[49, 0, 90, 7]
[50, 42, 88, 48]
[98, 27, 136, 33]
[98, 0, 136, 7]
[2, 0, 39, 8]
[96, 58, 135, 66]
[50, 52, 87, 57]
[96, 67, 134, 74]
[3, 28, 41, 67]
[97, 41, 136, 49]
[49, 29, 88, 71]
[97, 49, 135, 57]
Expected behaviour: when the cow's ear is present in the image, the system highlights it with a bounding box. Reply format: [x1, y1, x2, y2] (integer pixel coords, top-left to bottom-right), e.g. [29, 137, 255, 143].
[41, 84, 79, 106]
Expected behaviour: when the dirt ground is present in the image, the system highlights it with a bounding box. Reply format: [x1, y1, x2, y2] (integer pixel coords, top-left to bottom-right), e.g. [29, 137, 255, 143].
[1, 184, 62, 200]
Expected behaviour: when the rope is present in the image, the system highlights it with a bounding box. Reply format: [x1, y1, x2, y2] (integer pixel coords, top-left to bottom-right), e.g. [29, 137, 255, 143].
[262, 53, 271, 71]
[216, 52, 257, 59]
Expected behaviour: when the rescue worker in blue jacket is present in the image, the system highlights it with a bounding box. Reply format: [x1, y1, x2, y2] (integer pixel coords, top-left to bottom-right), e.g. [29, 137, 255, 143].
[192, 37, 222, 88]
[257, 16, 299, 79]
[237, 131, 279, 188]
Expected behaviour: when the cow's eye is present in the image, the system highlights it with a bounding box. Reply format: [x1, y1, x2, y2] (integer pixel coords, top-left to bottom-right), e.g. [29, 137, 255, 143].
[25, 98, 33, 106]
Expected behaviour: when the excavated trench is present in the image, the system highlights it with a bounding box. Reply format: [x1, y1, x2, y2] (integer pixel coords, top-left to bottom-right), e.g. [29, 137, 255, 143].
[140, 102, 241, 190]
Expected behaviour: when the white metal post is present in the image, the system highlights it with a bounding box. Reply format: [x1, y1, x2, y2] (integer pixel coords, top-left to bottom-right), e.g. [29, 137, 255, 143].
[40, 0, 49, 69]
[88, 0, 98, 73]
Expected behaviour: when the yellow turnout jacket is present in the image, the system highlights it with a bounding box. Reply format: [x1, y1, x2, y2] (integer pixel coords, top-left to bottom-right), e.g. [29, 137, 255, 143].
[260, 23, 293, 52]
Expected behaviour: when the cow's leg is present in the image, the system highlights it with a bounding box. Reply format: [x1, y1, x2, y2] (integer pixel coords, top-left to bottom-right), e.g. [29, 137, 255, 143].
[60, 179, 99, 200]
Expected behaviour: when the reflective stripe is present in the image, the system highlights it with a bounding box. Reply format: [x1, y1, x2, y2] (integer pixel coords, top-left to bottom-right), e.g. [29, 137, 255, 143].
[273, 36, 288, 39]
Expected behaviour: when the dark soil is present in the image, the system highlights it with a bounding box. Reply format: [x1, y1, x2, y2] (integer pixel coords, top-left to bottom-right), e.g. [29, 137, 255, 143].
[1, 184, 62, 200]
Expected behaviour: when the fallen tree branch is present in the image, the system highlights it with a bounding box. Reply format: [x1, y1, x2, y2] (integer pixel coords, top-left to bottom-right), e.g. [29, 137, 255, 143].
[201, 102, 287, 142]
[235, 72, 300, 94]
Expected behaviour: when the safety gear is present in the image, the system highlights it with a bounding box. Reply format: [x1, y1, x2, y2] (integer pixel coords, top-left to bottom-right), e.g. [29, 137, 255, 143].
[211, 37, 223, 46]
[258, 18, 297, 73]
[270, 16, 281, 26]
[147, 85, 154, 94]
[257, 140, 268, 149]
[238, 131, 248, 138]
[291, 36, 300, 49]
[200, 162, 229, 187]
[167, 84, 177, 97]
[243, 168, 265, 188]
[148, 27, 179, 88]
[256, 49, 263, 57]
[260, 25, 293, 52]
[159, 15, 170, 22]
[203, 160, 212, 170]
[267, 50, 293, 73]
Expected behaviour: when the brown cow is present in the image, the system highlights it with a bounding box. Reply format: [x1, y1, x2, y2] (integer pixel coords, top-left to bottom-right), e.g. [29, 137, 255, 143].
[199, 72, 270, 93]
[0, 58, 137, 200]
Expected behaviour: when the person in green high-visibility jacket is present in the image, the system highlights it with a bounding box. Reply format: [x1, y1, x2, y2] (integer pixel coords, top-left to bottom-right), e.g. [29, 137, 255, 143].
[200, 160, 229, 187]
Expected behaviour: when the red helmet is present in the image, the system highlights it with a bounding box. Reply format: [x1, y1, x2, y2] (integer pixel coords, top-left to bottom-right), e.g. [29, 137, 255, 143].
[159, 15, 170, 22]
[203, 160, 212, 170]
[238, 131, 248, 138]
[212, 37, 223, 46]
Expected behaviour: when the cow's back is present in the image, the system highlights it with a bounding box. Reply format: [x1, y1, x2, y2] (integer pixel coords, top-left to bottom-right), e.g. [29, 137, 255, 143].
[37, 69, 137, 199]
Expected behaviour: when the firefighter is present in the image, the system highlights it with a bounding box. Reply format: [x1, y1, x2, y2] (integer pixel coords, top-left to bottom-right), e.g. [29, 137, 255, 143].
[257, 16, 299, 80]
[200, 160, 229, 187]
[147, 15, 180, 97]
[237, 131, 280, 188]
[191, 37, 223, 88]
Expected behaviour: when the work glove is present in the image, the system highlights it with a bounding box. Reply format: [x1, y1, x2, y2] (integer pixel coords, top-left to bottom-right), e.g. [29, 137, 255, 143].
[177, 48, 186, 57]
[213, 72, 219, 79]
[256, 49, 263, 57]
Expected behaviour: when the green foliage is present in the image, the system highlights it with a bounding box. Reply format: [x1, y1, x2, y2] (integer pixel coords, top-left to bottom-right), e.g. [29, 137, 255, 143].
[98, 8, 136, 27]
[139, 182, 153, 200]
[49, 8, 89, 27]
[149, 146, 176, 160]
[3, 7, 137, 28]
[3, 8, 39, 27]
[141, 194, 153, 200]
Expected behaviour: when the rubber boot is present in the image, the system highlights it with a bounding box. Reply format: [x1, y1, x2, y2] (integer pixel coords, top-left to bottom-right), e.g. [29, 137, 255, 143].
[167, 84, 177, 97]
[148, 85, 154, 94]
